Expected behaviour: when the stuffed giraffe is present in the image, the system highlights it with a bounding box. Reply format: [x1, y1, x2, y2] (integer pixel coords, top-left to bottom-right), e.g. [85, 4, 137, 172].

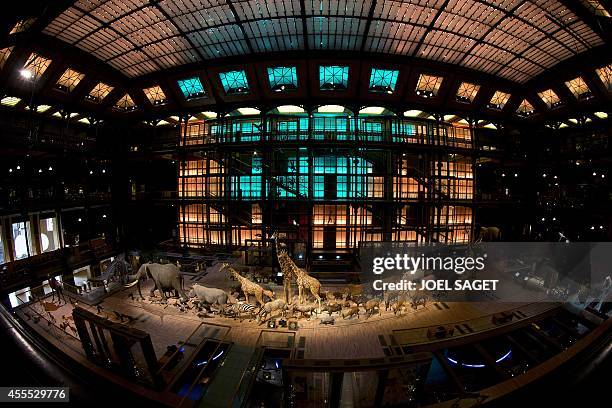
[290, 262, 322, 312]
[220, 263, 275, 306]
[271, 233, 297, 303]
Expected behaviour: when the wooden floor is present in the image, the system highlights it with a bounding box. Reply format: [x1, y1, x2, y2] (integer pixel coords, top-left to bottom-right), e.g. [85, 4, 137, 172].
[18, 278, 539, 363]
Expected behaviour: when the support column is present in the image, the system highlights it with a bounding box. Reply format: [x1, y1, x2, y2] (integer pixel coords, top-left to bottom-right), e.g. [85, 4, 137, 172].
[372, 369, 389, 407]
[328, 372, 344, 408]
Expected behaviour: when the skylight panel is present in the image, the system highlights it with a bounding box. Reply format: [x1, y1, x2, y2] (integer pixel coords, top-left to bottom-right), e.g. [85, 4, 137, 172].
[177, 77, 206, 100]
[319, 65, 349, 91]
[488, 91, 511, 110]
[21, 53, 52, 80]
[369, 68, 399, 94]
[456, 82, 480, 103]
[267, 66, 298, 92]
[595, 64, 612, 92]
[537, 89, 562, 109]
[579, 0, 611, 17]
[10, 18, 36, 34]
[86, 82, 114, 103]
[55, 68, 84, 92]
[0, 47, 13, 69]
[143, 85, 167, 106]
[516, 99, 535, 117]
[565, 77, 593, 100]
[416, 74, 443, 98]
[219, 70, 249, 95]
[114, 94, 136, 112]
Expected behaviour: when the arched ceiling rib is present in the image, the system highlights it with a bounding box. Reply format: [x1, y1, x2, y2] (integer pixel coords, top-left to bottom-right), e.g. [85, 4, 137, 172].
[41, 0, 605, 83]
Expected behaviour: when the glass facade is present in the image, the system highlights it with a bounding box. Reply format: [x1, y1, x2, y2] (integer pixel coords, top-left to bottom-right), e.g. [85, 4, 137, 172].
[219, 70, 249, 95]
[319, 66, 349, 90]
[177, 114, 477, 249]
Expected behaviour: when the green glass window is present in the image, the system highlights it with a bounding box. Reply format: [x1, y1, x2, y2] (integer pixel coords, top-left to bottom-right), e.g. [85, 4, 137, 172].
[177, 77, 206, 100]
[232, 121, 261, 142]
[219, 70, 249, 95]
[267, 66, 297, 92]
[319, 65, 349, 91]
[369, 68, 399, 93]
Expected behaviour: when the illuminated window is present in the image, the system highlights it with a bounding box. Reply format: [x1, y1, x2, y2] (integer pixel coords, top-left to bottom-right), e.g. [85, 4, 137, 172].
[319, 66, 349, 91]
[22, 53, 51, 80]
[565, 77, 593, 100]
[114, 94, 136, 112]
[516, 99, 535, 117]
[10, 19, 35, 34]
[12, 221, 33, 259]
[55, 68, 84, 92]
[488, 91, 511, 110]
[39, 217, 60, 253]
[267, 66, 297, 92]
[1, 96, 21, 107]
[456, 82, 480, 103]
[86, 82, 113, 103]
[538, 89, 562, 108]
[595, 64, 612, 92]
[177, 77, 206, 100]
[143, 85, 167, 106]
[219, 70, 249, 95]
[0, 47, 13, 69]
[416, 74, 443, 98]
[369, 68, 399, 94]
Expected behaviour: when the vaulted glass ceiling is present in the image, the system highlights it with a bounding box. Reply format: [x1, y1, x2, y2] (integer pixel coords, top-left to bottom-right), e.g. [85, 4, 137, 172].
[42, 0, 605, 82]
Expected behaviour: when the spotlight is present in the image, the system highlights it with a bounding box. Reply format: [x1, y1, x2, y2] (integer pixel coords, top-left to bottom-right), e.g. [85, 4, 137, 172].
[20, 69, 33, 79]
[16, 165, 20, 170]
[267, 320, 276, 328]
[288, 320, 298, 330]
[48, 166, 53, 171]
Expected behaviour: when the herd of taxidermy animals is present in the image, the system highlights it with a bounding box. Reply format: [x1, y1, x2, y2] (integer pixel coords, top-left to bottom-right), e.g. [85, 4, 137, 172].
[122, 234, 425, 325]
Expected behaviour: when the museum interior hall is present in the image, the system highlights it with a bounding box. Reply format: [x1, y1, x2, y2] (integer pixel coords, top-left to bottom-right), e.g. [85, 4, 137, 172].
[0, 1, 611, 407]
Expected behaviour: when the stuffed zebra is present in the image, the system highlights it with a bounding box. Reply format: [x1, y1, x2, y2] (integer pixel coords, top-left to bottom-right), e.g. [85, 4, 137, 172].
[229, 302, 257, 317]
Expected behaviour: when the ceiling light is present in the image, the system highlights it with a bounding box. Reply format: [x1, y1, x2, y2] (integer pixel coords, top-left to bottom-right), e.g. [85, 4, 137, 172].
[594, 112, 608, 119]
[359, 106, 385, 115]
[404, 110, 423, 117]
[277, 105, 305, 114]
[317, 105, 345, 113]
[201, 111, 217, 118]
[20, 69, 33, 79]
[237, 107, 260, 115]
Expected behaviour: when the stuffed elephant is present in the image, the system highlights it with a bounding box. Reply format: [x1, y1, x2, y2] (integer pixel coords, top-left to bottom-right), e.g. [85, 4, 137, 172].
[124, 262, 187, 303]
[476, 226, 501, 242]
